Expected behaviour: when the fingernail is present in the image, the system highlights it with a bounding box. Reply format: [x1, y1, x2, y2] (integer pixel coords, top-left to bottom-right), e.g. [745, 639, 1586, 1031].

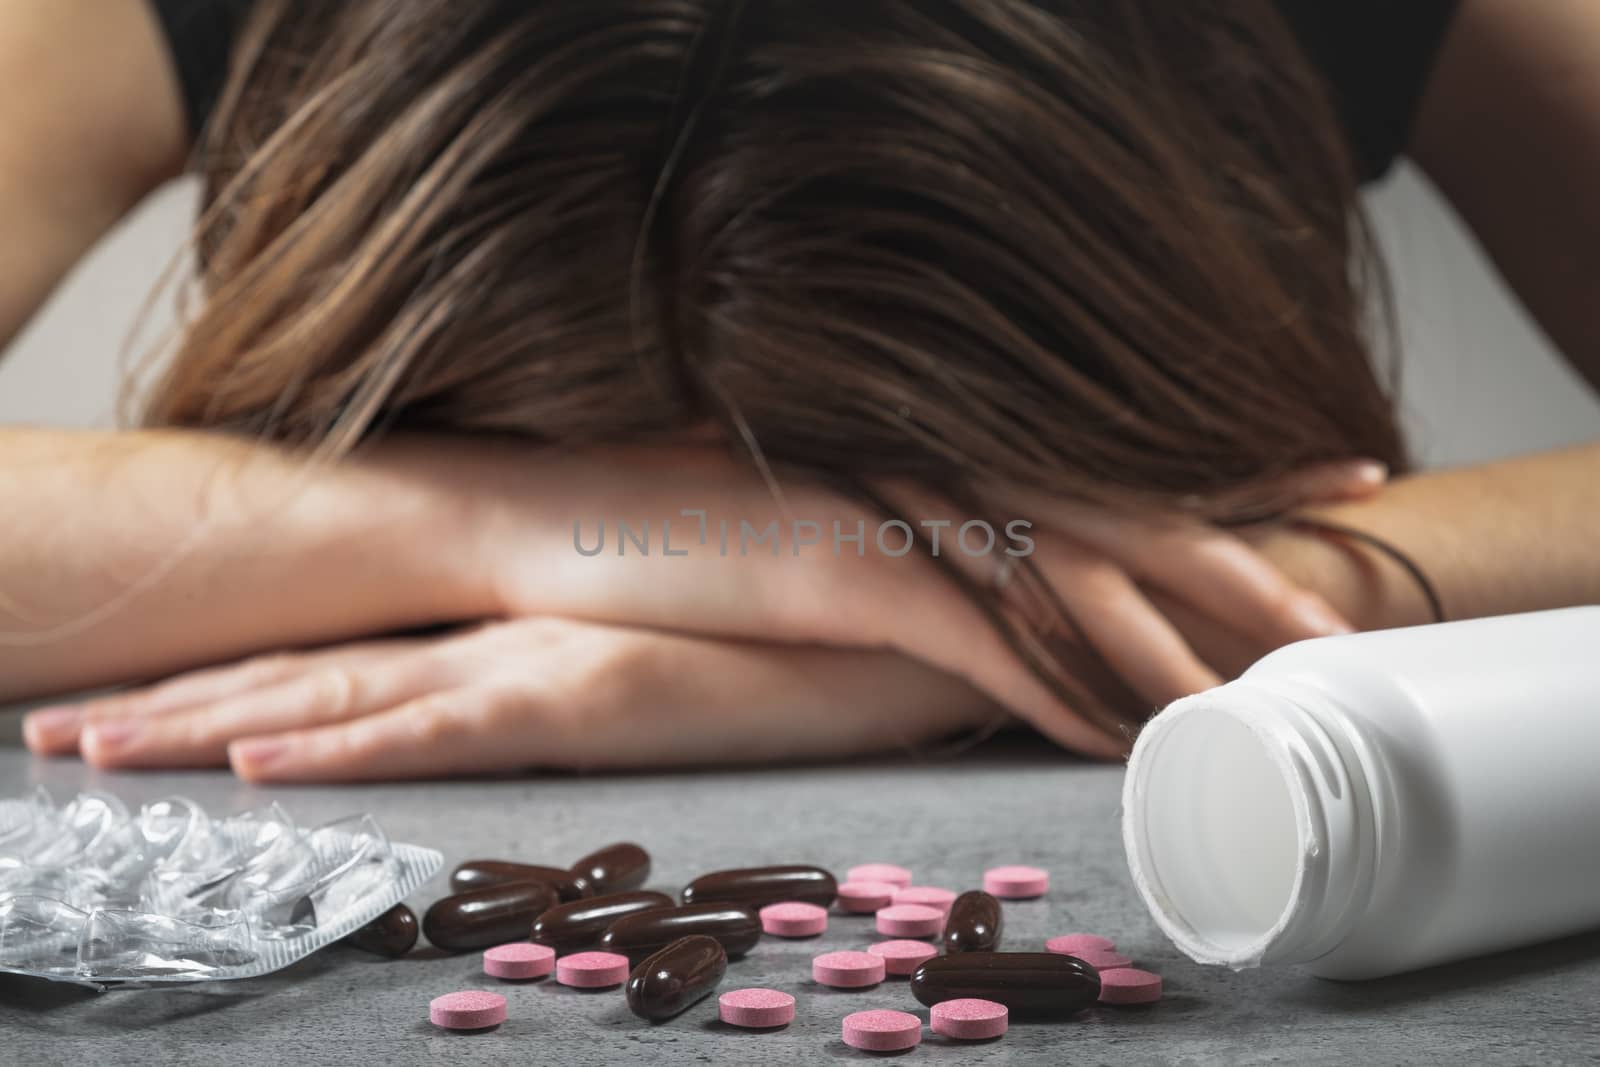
[230, 738, 290, 772]
[23, 707, 82, 746]
[83, 720, 139, 750]
[1353, 459, 1389, 485]
[1295, 598, 1355, 637]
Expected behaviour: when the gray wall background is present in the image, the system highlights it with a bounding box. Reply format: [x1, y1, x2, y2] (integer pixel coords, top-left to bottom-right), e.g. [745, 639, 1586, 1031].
[2, 169, 1596, 461]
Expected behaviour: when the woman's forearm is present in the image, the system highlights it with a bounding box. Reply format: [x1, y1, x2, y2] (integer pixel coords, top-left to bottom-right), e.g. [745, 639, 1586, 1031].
[1155, 442, 1600, 680]
[0, 428, 489, 702]
[1261, 440, 1600, 632]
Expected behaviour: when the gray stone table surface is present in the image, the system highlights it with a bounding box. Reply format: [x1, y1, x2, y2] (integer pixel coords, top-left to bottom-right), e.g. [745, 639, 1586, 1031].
[1, 727, 1596, 1066]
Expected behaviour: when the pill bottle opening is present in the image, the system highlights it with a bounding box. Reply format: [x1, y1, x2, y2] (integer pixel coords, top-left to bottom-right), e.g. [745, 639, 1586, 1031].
[1125, 703, 1304, 967]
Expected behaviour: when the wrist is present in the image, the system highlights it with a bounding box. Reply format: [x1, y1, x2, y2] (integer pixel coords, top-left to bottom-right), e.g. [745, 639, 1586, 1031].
[334, 436, 507, 623]
[1246, 502, 1438, 632]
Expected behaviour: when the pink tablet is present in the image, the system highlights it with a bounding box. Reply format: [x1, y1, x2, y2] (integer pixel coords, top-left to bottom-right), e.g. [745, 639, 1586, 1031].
[428, 990, 506, 1030]
[1075, 949, 1133, 971]
[555, 950, 631, 988]
[812, 950, 887, 989]
[891, 886, 957, 914]
[930, 998, 1009, 1040]
[836, 880, 898, 913]
[719, 988, 797, 1028]
[867, 939, 939, 976]
[1098, 968, 1163, 1005]
[482, 941, 556, 980]
[1046, 933, 1116, 956]
[982, 865, 1049, 899]
[759, 901, 829, 938]
[842, 1009, 922, 1052]
[875, 903, 944, 938]
[846, 863, 913, 888]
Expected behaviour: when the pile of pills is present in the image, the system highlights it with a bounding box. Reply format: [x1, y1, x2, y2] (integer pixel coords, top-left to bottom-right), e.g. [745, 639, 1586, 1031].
[344, 844, 1165, 1053]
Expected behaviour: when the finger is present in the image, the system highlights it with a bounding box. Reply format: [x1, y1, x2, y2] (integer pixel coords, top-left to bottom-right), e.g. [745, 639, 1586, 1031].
[1034, 503, 1354, 645]
[23, 659, 309, 756]
[1176, 525, 1351, 637]
[1301, 459, 1389, 503]
[228, 688, 509, 783]
[766, 515, 1124, 758]
[1181, 459, 1389, 516]
[1249, 459, 1389, 507]
[881, 583, 1131, 760]
[240, 637, 990, 778]
[1143, 586, 1265, 679]
[24, 640, 422, 756]
[905, 526, 1211, 745]
[908, 620, 1132, 764]
[80, 652, 441, 770]
[1144, 529, 1354, 644]
[1045, 549, 1224, 707]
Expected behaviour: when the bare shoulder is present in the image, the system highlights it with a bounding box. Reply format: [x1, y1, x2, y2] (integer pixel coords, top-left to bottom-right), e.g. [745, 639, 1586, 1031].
[0, 0, 188, 221]
[1413, 0, 1600, 163]
[1409, 0, 1600, 388]
[0, 0, 188, 343]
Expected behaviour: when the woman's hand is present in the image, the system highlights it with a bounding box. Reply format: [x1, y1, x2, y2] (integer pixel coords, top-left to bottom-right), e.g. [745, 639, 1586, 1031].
[429, 442, 1386, 757]
[1005, 459, 1386, 694]
[24, 617, 996, 781]
[21, 436, 1384, 769]
[796, 458, 1386, 754]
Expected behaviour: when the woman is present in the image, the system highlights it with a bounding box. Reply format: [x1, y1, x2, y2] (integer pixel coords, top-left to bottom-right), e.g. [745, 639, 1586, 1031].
[4, 0, 1597, 781]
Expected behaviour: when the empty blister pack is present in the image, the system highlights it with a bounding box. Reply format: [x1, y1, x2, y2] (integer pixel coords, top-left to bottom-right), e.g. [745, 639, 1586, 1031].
[0, 787, 440, 987]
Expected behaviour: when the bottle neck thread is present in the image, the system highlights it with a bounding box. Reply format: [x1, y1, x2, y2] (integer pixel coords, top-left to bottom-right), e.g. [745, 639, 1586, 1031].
[1122, 677, 1382, 969]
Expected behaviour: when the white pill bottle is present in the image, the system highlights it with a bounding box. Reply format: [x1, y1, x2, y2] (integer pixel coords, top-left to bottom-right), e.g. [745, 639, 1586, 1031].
[1121, 605, 1600, 980]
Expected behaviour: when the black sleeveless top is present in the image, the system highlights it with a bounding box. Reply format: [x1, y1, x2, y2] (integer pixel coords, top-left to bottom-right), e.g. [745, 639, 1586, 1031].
[146, 0, 1459, 182]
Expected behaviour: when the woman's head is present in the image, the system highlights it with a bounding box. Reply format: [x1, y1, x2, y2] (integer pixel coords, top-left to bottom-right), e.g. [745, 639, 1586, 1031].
[150, 0, 1402, 491]
[145, 0, 1407, 737]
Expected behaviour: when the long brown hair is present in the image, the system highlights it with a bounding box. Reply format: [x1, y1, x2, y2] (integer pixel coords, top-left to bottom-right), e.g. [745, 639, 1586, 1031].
[144, 0, 1407, 743]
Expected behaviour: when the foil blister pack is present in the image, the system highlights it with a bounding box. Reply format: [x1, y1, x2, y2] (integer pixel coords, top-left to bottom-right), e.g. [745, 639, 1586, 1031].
[0, 787, 440, 987]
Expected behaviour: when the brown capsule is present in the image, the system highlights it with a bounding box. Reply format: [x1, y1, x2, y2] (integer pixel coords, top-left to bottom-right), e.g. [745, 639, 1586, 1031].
[625, 935, 728, 1021]
[449, 859, 585, 901]
[423, 880, 558, 952]
[599, 903, 761, 964]
[942, 890, 1003, 954]
[910, 952, 1100, 1018]
[570, 842, 651, 895]
[679, 865, 836, 909]
[344, 903, 418, 958]
[529, 890, 676, 953]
